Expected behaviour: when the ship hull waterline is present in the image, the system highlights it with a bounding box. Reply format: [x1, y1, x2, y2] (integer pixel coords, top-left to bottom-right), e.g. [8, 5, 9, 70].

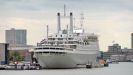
[35, 51, 98, 69]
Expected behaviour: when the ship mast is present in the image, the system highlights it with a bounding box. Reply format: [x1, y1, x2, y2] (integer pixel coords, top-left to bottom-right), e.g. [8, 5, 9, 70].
[80, 13, 84, 33]
[46, 25, 49, 39]
[80, 13, 84, 29]
[64, 4, 66, 17]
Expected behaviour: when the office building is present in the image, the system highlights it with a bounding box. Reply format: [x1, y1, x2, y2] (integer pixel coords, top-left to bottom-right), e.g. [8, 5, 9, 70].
[108, 43, 121, 52]
[5, 28, 27, 47]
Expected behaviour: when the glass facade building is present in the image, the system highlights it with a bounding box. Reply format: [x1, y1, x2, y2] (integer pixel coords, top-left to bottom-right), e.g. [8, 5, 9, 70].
[5, 28, 27, 46]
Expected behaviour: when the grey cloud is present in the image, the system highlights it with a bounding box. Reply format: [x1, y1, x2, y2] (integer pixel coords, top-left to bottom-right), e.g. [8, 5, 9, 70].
[0, 0, 133, 50]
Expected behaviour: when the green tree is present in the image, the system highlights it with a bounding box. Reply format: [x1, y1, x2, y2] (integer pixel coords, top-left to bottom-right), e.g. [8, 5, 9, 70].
[9, 51, 24, 62]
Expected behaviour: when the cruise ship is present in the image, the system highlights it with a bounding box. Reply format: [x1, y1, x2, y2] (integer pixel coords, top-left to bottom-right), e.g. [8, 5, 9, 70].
[32, 12, 99, 68]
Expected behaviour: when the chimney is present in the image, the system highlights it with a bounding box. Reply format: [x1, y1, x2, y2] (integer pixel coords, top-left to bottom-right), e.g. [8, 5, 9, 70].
[57, 12, 61, 33]
[70, 12, 73, 34]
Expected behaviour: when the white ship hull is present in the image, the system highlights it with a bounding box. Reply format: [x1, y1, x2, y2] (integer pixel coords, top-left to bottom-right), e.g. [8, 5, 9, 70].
[35, 50, 98, 68]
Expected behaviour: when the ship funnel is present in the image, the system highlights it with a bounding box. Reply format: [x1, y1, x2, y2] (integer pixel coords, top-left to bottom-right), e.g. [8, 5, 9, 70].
[70, 12, 73, 34]
[57, 12, 61, 33]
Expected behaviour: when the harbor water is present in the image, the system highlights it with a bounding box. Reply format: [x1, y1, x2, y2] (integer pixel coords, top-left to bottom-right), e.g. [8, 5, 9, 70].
[0, 62, 132, 75]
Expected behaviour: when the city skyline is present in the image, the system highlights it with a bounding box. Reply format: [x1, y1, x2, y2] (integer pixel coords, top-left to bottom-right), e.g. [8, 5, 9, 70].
[0, 0, 133, 51]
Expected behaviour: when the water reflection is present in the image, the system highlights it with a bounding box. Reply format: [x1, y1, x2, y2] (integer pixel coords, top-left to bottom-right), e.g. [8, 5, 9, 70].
[0, 62, 133, 75]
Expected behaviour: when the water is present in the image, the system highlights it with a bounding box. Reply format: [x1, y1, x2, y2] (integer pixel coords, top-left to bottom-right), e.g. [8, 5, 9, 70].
[0, 62, 133, 75]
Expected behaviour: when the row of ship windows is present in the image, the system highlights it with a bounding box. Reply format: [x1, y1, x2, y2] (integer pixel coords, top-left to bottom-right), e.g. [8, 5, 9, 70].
[44, 41, 90, 45]
[45, 41, 77, 44]
[55, 35, 72, 37]
[78, 42, 90, 45]
[48, 39, 96, 43]
[48, 38, 73, 40]
[35, 48, 64, 50]
[36, 52, 66, 54]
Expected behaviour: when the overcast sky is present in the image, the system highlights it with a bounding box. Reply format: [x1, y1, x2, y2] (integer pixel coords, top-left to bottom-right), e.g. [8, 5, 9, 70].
[0, 0, 133, 51]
